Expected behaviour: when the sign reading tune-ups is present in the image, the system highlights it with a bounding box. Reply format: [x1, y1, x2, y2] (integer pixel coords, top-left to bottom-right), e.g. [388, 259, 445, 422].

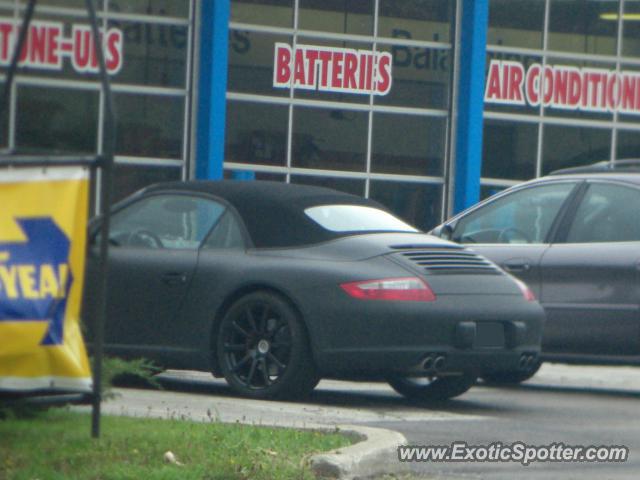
[0, 167, 91, 392]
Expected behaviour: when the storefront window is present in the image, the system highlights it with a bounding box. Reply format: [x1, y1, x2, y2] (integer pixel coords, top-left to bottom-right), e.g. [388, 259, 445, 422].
[16, 86, 98, 154]
[298, 0, 374, 36]
[231, 0, 293, 28]
[483, 120, 537, 180]
[615, 130, 640, 159]
[291, 106, 368, 172]
[548, 0, 619, 55]
[225, 101, 289, 167]
[34, 0, 99, 9]
[541, 125, 611, 174]
[371, 113, 445, 176]
[488, 0, 544, 49]
[290, 175, 365, 196]
[108, 0, 190, 18]
[112, 164, 181, 203]
[225, 0, 453, 230]
[376, 41, 450, 109]
[0, 107, 8, 151]
[622, 1, 640, 57]
[369, 180, 442, 231]
[228, 31, 292, 97]
[108, 19, 189, 88]
[114, 93, 184, 159]
[378, 0, 452, 42]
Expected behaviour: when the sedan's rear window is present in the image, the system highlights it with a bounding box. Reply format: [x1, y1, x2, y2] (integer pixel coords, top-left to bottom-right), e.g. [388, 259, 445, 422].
[305, 205, 418, 233]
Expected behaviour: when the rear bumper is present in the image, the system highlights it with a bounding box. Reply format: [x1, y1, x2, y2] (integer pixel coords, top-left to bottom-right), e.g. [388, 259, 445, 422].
[302, 291, 545, 378]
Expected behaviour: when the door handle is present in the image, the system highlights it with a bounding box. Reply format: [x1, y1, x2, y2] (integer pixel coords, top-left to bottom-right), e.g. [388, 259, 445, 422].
[162, 272, 187, 286]
[502, 260, 531, 273]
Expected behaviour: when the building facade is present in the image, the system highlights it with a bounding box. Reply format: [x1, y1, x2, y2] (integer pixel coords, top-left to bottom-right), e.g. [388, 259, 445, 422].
[2, 0, 639, 231]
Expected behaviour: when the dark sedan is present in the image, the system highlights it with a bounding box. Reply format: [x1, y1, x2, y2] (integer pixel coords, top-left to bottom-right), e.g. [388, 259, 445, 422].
[84, 180, 544, 400]
[432, 161, 640, 383]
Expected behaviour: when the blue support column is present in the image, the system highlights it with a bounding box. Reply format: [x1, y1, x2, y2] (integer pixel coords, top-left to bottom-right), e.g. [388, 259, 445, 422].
[453, 0, 489, 213]
[195, 0, 230, 180]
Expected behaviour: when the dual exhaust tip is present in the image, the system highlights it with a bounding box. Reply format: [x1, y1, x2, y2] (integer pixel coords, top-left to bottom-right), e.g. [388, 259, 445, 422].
[421, 354, 446, 372]
[519, 354, 537, 370]
[420, 353, 536, 372]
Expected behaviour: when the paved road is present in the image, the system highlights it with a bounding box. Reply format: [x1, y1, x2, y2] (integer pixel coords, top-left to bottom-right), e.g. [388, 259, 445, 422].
[102, 364, 640, 479]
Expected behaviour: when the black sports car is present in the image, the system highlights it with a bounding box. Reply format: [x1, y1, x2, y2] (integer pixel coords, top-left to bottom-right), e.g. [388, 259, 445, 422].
[84, 181, 544, 401]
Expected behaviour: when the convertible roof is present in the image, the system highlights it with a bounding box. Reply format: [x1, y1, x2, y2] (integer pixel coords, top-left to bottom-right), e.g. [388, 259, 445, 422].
[143, 180, 383, 248]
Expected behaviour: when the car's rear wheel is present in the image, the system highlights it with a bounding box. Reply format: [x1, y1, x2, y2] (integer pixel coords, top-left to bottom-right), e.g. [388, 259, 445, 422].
[481, 359, 542, 384]
[217, 291, 318, 400]
[388, 374, 476, 401]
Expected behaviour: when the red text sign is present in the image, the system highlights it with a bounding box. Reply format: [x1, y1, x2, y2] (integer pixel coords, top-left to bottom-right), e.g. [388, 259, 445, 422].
[0, 18, 123, 74]
[485, 59, 640, 115]
[273, 43, 392, 96]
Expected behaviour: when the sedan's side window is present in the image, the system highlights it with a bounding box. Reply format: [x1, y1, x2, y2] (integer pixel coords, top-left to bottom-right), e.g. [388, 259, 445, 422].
[108, 195, 225, 250]
[565, 183, 640, 243]
[452, 183, 576, 244]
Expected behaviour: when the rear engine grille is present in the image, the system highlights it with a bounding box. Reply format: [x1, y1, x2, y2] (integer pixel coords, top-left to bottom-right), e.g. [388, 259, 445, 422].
[395, 248, 500, 275]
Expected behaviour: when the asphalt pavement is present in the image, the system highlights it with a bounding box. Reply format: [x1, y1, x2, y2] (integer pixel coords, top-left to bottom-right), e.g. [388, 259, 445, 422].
[94, 363, 640, 479]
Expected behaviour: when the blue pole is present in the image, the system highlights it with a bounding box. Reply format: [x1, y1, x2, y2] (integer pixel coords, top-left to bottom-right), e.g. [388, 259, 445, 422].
[453, 0, 489, 213]
[195, 0, 230, 180]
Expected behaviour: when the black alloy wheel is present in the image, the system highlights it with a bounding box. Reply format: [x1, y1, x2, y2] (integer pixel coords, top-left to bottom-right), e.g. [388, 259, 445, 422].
[217, 291, 318, 400]
[388, 374, 476, 401]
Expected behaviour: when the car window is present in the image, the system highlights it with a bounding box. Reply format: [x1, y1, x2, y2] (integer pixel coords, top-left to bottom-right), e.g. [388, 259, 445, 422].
[565, 183, 640, 243]
[452, 182, 576, 244]
[108, 194, 225, 250]
[305, 205, 418, 233]
[202, 211, 246, 249]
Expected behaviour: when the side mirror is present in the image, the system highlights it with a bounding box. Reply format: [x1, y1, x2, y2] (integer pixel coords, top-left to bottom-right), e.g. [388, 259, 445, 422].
[441, 224, 454, 241]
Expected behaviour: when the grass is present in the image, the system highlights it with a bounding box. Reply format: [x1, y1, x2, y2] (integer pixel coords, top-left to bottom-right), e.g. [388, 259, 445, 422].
[0, 408, 353, 480]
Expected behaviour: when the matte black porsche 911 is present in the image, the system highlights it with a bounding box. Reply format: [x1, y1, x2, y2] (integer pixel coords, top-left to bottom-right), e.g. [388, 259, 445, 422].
[83, 181, 544, 401]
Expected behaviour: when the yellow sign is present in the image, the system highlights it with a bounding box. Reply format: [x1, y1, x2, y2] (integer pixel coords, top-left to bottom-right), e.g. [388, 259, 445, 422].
[0, 167, 91, 392]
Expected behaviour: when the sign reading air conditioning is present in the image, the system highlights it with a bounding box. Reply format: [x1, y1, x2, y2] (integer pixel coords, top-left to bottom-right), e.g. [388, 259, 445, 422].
[485, 59, 640, 115]
[273, 43, 392, 96]
[0, 18, 123, 74]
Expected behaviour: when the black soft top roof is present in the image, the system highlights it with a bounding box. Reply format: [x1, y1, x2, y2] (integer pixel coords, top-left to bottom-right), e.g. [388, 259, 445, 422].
[144, 180, 385, 248]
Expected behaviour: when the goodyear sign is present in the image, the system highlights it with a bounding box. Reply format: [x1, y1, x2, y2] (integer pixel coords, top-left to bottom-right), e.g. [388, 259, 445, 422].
[0, 167, 91, 392]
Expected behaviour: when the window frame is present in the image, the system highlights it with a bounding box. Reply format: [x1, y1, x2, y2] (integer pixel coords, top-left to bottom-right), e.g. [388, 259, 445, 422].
[556, 179, 640, 244]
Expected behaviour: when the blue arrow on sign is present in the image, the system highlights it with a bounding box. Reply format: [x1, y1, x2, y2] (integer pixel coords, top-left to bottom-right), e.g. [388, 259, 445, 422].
[0, 217, 73, 346]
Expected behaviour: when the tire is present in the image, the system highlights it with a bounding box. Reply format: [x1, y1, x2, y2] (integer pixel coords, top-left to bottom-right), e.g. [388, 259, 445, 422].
[388, 374, 476, 401]
[216, 291, 319, 400]
[481, 360, 542, 385]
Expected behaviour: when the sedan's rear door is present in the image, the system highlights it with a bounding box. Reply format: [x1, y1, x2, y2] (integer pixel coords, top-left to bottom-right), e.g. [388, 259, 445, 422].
[539, 181, 640, 356]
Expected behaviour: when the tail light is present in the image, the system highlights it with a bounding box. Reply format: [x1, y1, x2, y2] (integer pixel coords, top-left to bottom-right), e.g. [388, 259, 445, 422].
[340, 277, 436, 302]
[514, 278, 536, 301]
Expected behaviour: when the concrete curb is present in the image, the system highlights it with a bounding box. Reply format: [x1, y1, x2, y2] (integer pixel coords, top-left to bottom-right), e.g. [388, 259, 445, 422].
[309, 424, 409, 479]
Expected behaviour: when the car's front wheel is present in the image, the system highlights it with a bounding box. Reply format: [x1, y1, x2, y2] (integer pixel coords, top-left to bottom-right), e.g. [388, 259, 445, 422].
[217, 291, 319, 400]
[388, 374, 476, 401]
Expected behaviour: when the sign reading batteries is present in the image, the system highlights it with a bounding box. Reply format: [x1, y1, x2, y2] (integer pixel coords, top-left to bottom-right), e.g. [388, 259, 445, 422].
[0, 167, 92, 393]
[273, 43, 393, 96]
[0, 18, 123, 74]
[485, 59, 640, 115]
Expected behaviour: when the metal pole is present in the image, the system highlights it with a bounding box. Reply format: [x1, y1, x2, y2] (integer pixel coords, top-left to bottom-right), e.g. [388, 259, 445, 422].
[85, 0, 116, 439]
